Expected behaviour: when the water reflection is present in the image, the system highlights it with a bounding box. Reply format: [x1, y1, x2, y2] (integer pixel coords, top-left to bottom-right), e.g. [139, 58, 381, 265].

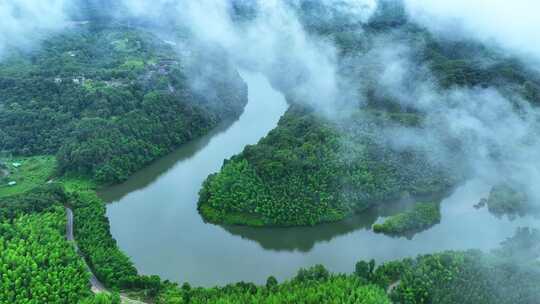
[222, 192, 456, 251]
[99, 118, 238, 202]
[222, 208, 379, 252]
[104, 71, 539, 287]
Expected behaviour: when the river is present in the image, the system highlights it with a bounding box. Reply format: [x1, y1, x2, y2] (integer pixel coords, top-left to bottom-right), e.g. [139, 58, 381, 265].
[103, 71, 538, 287]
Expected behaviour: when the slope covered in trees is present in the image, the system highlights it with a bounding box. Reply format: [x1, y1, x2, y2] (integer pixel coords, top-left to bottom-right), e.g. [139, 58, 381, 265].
[199, 106, 455, 226]
[0, 181, 155, 303]
[0, 183, 69, 219]
[199, 0, 540, 227]
[0, 24, 247, 183]
[0, 207, 91, 303]
[0, 187, 92, 303]
[2, 1, 540, 303]
[66, 182, 162, 294]
[391, 228, 540, 304]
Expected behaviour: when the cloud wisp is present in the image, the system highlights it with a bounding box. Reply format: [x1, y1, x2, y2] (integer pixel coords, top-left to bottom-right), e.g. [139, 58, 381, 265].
[404, 0, 540, 65]
[3, 0, 540, 207]
[118, 0, 540, 205]
[0, 0, 69, 58]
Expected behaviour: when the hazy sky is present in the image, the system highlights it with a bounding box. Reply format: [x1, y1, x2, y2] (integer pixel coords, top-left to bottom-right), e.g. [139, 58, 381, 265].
[404, 0, 540, 63]
[0, 0, 68, 57]
[2, 0, 538, 62]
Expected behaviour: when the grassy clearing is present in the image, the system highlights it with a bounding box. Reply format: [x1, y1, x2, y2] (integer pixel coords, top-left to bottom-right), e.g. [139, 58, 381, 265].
[0, 155, 57, 198]
[57, 174, 98, 195]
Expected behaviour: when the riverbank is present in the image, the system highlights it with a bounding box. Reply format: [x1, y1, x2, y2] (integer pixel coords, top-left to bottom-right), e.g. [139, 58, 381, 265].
[103, 73, 538, 288]
[3, 109, 539, 304]
[2, 72, 539, 302]
[3, 181, 538, 303]
[198, 107, 458, 228]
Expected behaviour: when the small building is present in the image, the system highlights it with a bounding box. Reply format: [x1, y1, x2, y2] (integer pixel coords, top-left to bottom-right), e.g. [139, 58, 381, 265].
[12, 162, 22, 168]
[8, 181, 16, 186]
[72, 76, 86, 85]
[54, 77, 63, 84]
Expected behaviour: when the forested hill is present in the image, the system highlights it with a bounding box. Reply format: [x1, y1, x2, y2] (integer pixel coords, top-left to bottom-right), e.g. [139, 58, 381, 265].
[199, 0, 540, 227]
[0, 24, 247, 183]
[1, 1, 539, 304]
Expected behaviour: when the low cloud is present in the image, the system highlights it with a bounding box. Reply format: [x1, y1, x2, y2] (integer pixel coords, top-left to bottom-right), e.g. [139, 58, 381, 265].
[0, 0, 69, 58]
[120, 0, 353, 114]
[404, 0, 540, 65]
[368, 36, 540, 205]
[4, 0, 540, 206]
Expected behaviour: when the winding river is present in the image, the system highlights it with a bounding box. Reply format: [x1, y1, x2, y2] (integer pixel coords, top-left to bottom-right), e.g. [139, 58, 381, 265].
[103, 71, 538, 287]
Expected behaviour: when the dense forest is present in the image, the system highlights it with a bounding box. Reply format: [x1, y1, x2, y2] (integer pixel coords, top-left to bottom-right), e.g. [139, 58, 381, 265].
[199, 106, 455, 226]
[1, 1, 539, 303]
[0, 24, 246, 183]
[0, 185, 126, 303]
[199, 0, 540, 227]
[1, 182, 539, 303]
[0, 208, 91, 303]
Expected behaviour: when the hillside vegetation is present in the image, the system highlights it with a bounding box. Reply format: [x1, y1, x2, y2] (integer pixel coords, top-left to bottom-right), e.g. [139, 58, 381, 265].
[0, 185, 126, 303]
[2, 1, 540, 304]
[200, 107, 455, 226]
[2, 182, 538, 303]
[199, 1, 540, 227]
[0, 25, 247, 183]
[0, 208, 91, 303]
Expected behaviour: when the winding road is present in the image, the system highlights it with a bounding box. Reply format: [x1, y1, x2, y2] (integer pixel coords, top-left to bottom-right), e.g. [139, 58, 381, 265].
[66, 207, 107, 293]
[66, 207, 147, 304]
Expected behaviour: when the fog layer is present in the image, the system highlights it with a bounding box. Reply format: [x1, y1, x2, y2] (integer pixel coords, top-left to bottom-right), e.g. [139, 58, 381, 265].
[115, 0, 540, 207]
[0, 0, 68, 57]
[404, 0, 540, 64]
[2, 0, 540, 208]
